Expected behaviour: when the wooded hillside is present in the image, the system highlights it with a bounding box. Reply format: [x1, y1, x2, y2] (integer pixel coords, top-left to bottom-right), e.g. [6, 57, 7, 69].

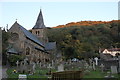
[47, 20, 120, 60]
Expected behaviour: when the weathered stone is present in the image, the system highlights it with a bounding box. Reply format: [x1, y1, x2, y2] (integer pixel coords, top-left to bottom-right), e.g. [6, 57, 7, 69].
[111, 66, 118, 74]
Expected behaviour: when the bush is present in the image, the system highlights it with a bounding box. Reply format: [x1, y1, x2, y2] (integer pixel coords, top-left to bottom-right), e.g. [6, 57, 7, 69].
[8, 54, 24, 66]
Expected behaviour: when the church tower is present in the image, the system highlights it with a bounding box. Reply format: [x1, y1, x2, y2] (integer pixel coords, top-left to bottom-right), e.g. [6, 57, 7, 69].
[31, 9, 48, 44]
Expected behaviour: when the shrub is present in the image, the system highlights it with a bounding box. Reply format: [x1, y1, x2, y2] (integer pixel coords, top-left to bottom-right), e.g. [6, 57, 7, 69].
[8, 54, 24, 66]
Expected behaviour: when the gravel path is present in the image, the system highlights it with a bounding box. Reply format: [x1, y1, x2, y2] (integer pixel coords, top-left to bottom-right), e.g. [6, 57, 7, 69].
[2, 66, 8, 79]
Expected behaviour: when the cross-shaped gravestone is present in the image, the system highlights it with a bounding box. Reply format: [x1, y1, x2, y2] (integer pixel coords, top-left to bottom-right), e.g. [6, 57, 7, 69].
[94, 57, 98, 66]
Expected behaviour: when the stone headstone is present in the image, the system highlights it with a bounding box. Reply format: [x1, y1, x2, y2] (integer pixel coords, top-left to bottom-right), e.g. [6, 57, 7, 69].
[19, 61, 24, 73]
[89, 58, 92, 66]
[52, 60, 54, 68]
[37, 61, 39, 65]
[94, 57, 98, 66]
[111, 66, 118, 74]
[92, 61, 95, 70]
[32, 62, 36, 73]
[39, 62, 41, 67]
[118, 56, 120, 73]
[58, 64, 64, 72]
[100, 64, 104, 72]
[85, 63, 89, 69]
[16, 61, 19, 67]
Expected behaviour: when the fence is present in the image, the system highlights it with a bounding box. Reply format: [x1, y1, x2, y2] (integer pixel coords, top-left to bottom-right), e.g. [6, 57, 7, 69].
[51, 70, 83, 80]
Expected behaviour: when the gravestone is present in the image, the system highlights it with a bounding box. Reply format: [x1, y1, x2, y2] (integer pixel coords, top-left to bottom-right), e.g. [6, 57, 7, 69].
[89, 58, 92, 66]
[39, 62, 42, 68]
[19, 61, 24, 73]
[58, 64, 64, 72]
[32, 62, 36, 74]
[23, 59, 28, 73]
[118, 56, 120, 73]
[37, 61, 39, 65]
[52, 60, 55, 68]
[111, 66, 118, 74]
[94, 57, 98, 66]
[92, 61, 95, 70]
[16, 61, 19, 67]
[100, 64, 104, 72]
[16, 61, 19, 71]
[47, 64, 52, 74]
[85, 63, 89, 69]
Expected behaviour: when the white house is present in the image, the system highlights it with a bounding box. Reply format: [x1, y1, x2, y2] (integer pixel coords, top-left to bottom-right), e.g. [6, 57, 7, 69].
[102, 48, 120, 56]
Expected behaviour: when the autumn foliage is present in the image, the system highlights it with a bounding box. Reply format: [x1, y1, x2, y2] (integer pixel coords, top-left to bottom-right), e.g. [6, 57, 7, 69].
[53, 20, 119, 28]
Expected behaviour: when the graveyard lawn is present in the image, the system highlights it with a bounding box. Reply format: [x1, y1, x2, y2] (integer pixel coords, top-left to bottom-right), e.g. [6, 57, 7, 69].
[6, 68, 56, 78]
[83, 69, 120, 78]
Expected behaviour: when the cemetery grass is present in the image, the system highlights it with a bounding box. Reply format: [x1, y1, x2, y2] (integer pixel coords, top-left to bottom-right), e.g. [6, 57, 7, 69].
[6, 67, 56, 78]
[83, 68, 120, 78]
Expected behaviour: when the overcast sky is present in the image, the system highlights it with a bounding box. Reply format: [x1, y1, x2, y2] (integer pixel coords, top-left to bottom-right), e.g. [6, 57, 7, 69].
[0, 0, 119, 29]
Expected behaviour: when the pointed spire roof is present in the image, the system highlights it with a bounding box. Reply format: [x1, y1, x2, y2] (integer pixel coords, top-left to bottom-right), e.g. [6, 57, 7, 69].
[33, 9, 45, 29]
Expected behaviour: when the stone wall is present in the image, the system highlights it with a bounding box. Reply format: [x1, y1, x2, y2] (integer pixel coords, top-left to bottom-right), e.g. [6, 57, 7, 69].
[8, 24, 50, 63]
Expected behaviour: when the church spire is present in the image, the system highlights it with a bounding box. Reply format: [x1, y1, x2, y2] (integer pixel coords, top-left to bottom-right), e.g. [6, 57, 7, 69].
[33, 9, 45, 29]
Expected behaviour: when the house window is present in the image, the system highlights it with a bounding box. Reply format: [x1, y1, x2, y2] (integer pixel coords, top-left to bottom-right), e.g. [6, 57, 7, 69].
[26, 47, 30, 55]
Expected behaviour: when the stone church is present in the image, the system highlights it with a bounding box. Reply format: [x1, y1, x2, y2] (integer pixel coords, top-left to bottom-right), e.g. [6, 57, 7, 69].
[7, 9, 56, 63]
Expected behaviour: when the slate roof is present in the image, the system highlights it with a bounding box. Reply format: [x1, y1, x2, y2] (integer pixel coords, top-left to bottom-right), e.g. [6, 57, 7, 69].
[45, 42, 56, 50]
[7, 48, 18, 54]
[107, 48, 120, 51]
[101, 48, 120, 52]
[13, 22, 44, 47]
[35, 47, 49, 54]
[33, 9, 45, 29]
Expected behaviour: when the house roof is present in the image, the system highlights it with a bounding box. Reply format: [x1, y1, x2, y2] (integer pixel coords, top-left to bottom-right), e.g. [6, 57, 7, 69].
[7, 48, 18, 54]
[33, 9, 45, 29]
[12, 21, 44, 47]
[35, 47, 49, 54]
[100, 48, 120, 53]
[45, 42, 56, 50]
[107, 48, 120, 52]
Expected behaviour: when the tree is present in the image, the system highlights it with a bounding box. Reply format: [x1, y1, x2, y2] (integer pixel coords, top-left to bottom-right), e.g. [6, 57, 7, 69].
[48, 20, 119, 60]
[7, 54, 24, 66]
[2, 30, 10, 65]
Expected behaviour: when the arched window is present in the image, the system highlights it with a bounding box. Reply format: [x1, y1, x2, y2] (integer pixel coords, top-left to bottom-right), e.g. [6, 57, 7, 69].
[36, 31, 37, 35]
[26, 47, 30, 55]
[38, 31, 39, 35]
[11, 33, 19, 41]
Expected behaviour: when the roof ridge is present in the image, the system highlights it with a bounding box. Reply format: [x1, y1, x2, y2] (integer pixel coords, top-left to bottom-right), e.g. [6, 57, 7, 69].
[15, 22, 44, 47]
